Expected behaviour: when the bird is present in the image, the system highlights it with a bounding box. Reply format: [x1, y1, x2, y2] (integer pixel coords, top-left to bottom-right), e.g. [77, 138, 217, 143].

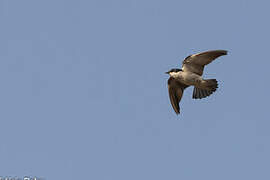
[166, 50, 228, 115]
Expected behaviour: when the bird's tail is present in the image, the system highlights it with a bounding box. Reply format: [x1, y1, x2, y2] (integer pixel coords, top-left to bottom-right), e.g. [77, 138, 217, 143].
[205, 79, 218, 91]
[192, 79, 218, 99]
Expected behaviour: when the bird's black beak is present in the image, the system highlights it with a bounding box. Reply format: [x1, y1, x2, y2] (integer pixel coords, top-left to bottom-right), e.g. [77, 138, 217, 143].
[165, 71, 169, 74]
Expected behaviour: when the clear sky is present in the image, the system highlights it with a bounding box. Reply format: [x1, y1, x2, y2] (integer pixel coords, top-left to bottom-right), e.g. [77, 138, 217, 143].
[1, 0, 270, 179]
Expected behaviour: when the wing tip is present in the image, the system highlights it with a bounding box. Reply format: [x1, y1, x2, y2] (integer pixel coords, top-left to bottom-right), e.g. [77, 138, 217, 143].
[223, 50, 228, 55]
[218, 50, 228, 55]
[173, 107, 180, 115]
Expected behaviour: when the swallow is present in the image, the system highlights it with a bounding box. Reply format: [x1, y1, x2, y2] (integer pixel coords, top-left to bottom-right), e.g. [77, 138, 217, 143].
[166, 50, 228, 114]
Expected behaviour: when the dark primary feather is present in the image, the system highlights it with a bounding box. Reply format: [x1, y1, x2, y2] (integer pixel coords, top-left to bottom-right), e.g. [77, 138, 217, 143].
[167, 77, 189, 114]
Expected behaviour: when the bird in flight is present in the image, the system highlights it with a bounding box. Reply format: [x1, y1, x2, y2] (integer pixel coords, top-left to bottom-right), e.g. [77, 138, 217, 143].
[166, 50, 228, 115]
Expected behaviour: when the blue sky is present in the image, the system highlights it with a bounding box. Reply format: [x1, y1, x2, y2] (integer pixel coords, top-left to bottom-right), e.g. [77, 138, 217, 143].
[1, 0, 270, 179]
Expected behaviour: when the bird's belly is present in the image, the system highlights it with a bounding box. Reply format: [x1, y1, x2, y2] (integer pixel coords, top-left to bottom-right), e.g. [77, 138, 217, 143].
[177, 73, 201, 86]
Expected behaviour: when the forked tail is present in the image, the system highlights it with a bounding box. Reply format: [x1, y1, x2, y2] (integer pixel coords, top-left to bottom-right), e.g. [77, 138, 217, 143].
[192, 79, 218, 99]
[205, 79, 218, 91]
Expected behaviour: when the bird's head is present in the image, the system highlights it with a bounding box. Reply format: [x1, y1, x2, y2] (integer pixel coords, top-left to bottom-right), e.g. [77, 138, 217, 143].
[165, 68, 182, 76]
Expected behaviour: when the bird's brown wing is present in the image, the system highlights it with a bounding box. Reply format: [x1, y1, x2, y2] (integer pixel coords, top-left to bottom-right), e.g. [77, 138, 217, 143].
[182, 50, 227, 76]
[167, 77, 189, 114]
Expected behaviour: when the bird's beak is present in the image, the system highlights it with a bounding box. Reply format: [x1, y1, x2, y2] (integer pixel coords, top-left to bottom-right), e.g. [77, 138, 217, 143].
[165, 71, 169, 74]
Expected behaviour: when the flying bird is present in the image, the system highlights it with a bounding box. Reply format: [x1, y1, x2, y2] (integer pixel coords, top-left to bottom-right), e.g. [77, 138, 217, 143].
[166, 50, 228, 114]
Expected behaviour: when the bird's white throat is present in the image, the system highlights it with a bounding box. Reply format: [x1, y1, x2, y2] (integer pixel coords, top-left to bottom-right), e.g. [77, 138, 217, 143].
[169, 71, 181, 78]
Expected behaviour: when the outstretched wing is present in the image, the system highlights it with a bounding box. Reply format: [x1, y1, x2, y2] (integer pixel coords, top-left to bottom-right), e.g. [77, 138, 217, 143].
[167, 77, 189, 114]
[182, 50, 227, 76]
